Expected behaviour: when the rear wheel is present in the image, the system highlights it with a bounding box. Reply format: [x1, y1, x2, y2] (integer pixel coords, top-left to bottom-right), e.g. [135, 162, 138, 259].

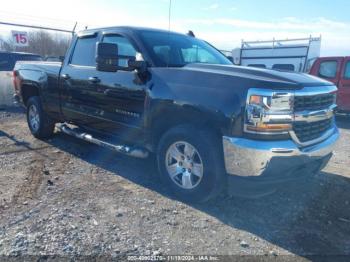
[26, 96, 55, 139]
[157, 125, 225, 203]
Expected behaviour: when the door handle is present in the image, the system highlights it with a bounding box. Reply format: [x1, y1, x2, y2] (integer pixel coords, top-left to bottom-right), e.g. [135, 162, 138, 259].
[88, 76, 101, 84]
[103, 89, 112, 95]
[95, 87, 111, 94]
[61, 74, 70, 80]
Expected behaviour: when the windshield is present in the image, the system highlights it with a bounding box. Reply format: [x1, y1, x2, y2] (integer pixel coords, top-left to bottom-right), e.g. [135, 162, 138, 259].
[139, 30, 232, 67]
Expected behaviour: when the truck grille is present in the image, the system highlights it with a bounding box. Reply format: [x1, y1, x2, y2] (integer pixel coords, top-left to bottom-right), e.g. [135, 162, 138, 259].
[294, 93, 335, 111]
[293, 119, 333, 143]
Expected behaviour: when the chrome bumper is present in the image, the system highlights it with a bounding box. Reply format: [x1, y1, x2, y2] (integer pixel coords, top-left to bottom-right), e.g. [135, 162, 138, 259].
[223, 127, 339, 177]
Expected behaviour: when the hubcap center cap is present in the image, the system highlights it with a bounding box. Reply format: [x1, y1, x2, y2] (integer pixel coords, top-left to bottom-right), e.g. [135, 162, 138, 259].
[165, 141, 203, 190]
[182, 158, 193, 169]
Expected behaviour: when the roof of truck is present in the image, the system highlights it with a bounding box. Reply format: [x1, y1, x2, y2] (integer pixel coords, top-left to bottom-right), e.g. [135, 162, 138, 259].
[78, 26, 186, 36]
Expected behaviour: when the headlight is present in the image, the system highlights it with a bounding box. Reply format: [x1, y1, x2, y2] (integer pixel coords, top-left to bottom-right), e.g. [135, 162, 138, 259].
[245, 89, 294, 134]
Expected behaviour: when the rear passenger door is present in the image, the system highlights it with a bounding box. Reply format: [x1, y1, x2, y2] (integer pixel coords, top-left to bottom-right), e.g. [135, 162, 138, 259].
[60, 33, 104, 128]
[338, 57, 350, 111]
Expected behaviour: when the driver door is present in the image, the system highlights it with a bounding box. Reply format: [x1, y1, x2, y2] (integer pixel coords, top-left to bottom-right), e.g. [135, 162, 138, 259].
[92, 34, 149, 143]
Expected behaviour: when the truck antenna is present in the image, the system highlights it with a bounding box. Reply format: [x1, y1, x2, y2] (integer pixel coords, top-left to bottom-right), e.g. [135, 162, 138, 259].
[168, 0, 172, 31]
[187, 30, 195, 37]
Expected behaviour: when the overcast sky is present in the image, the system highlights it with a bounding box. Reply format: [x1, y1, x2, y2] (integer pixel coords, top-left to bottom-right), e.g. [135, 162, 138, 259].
[1, 0, 349, 55]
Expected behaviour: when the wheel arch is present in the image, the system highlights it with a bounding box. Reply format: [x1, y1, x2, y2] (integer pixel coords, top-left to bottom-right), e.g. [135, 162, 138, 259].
[147, 104, 227, 151]
[21, 83, 41, 106]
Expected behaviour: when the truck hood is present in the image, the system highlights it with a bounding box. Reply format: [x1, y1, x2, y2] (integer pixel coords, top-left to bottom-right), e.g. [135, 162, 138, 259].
[184, 64, 332, 88]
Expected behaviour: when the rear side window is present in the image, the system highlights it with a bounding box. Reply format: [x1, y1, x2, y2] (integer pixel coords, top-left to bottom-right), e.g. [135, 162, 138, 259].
[344, 61, 350, 79]
[272, 64, 295, 71]
[319, 61, 337, 78]
[70, 36, 97, 66]
[0, 53, 14, 71]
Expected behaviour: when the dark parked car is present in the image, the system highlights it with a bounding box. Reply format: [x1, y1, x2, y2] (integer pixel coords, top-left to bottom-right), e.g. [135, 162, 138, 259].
[0, 52, 42, 106]
[13, 27, 339, 202]
[0, 51, 42, 71]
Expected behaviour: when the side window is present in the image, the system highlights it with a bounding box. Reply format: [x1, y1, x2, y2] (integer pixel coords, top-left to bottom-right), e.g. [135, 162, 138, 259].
[70, 36, 97, 66]
[272, 64, 295, 71]
[102, 35, 137, 67]
[181, 45, 218, 64]
[319, 61, 337, 78]
[305, 58, 317, 73]
[344, 61, 350, 79]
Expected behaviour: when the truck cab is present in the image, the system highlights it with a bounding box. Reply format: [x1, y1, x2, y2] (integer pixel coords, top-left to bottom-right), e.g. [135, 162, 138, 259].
[310, 56, 350, 113]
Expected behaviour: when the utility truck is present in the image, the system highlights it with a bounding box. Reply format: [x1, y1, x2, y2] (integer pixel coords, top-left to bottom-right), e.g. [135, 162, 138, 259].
[228, 36, 321, 73]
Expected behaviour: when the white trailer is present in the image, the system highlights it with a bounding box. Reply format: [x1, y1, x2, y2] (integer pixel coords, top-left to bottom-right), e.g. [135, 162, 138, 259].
[229, 36, 321, 72]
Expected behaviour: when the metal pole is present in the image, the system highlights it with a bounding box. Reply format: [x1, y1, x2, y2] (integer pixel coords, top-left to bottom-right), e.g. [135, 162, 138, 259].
[72, 22, 78, 36]
[168, 0, 172, 31]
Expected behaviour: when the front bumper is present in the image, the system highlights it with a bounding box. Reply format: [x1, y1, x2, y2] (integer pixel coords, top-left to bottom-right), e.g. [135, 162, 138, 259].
[223, 127, 339, 178]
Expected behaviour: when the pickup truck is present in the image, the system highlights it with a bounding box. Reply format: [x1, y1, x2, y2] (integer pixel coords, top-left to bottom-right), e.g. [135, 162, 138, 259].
[309, 56, 350, 113]
[13, 26, 339, 202]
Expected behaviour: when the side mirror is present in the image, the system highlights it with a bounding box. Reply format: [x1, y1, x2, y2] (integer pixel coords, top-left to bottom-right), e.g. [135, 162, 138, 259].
[128, 58, 147, 72]
[96, 42, 119, 72]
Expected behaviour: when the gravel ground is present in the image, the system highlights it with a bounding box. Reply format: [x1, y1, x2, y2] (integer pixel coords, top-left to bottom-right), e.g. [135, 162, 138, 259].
[0, 107, 349, 261]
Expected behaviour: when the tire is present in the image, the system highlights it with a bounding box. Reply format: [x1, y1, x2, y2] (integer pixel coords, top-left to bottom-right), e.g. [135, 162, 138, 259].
[26, 96, 55, 139]
[157, 125, 226, 203]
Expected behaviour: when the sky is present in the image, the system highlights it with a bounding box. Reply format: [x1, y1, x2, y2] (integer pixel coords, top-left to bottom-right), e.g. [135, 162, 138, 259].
[0, 0, 349, 55]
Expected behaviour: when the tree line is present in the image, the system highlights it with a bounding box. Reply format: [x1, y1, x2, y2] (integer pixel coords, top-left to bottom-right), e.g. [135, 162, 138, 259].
[0, 30, 71, 58]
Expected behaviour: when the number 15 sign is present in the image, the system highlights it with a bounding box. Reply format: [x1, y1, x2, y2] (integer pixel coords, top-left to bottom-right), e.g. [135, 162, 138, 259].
[12, 31, 29, 47]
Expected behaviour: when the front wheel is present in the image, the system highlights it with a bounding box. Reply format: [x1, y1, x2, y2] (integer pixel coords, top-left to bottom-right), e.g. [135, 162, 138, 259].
[26, 96, 55, 139]
[157, 126, 225, 203]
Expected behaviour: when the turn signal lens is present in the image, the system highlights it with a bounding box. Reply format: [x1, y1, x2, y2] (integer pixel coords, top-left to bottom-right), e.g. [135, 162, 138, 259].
[246, 123, 292, 133]
[249, 95, 262, 105]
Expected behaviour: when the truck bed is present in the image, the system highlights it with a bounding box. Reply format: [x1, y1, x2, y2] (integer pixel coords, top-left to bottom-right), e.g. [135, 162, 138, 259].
[15, 61, 62, 75]
[14, 61, 63, 116]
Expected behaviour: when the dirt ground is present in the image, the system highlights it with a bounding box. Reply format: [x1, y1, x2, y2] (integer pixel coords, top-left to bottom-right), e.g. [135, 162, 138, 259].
[0, 107, 349, 261]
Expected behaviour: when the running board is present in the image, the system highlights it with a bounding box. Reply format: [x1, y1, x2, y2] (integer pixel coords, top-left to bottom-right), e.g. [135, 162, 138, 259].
[56, 123, 149, 158]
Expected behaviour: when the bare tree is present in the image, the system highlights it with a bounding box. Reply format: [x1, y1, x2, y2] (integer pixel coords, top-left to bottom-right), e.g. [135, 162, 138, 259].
[1, 30, 71, 58]
[0, 37, 13, 52]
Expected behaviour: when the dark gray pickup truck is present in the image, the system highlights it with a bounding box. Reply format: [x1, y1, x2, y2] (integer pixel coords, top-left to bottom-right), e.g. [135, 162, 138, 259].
[13, 26, 339, 202]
